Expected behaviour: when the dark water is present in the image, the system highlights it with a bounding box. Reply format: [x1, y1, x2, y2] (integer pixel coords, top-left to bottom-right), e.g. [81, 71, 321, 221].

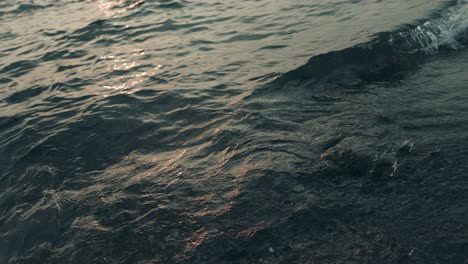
[1, 0, 468, 263]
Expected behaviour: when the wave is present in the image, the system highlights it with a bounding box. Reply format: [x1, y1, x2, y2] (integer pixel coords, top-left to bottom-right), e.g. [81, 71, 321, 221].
[394, 0, 468, 53]
[259, 0, 468, 92]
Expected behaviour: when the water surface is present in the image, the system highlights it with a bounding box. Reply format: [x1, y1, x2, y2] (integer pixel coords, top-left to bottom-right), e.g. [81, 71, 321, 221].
[1, 0, 467, 263]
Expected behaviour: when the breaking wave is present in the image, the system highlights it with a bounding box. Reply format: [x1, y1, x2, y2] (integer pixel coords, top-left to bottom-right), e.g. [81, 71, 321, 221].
[260, 0, 468, 92]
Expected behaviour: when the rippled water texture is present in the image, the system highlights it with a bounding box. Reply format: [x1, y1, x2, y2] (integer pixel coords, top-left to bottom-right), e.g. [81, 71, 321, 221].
[1, 0, 467, 263]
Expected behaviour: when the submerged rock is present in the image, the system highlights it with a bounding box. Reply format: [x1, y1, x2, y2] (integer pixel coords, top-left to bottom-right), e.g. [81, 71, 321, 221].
[372, 158, 397, 178]
[321, 147, 373, 177]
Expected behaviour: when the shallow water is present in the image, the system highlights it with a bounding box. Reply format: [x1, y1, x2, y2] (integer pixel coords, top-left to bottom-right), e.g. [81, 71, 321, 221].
[0, 0, 467, 263]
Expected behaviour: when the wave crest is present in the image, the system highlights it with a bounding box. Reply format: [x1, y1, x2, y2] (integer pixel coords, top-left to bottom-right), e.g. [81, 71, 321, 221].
[256, 0, 468, 93]
[392, 0, 468, 53]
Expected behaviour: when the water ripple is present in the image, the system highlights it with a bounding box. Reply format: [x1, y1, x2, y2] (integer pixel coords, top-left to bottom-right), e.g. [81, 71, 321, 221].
[1, 0, 467, 263]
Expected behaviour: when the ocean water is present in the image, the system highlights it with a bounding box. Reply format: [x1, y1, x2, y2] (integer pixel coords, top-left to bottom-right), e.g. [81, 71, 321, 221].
[1, 0, 468, 263]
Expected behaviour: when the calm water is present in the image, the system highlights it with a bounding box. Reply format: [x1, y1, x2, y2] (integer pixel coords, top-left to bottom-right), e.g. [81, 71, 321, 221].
[1, 0, 468, 263]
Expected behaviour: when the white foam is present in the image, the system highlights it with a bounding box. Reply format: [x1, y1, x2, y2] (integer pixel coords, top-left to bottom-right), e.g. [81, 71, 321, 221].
[391, 0, 468, 53]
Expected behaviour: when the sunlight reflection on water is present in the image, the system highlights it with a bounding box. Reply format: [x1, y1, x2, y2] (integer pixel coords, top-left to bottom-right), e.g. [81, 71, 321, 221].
[98, 0, 145, 17]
